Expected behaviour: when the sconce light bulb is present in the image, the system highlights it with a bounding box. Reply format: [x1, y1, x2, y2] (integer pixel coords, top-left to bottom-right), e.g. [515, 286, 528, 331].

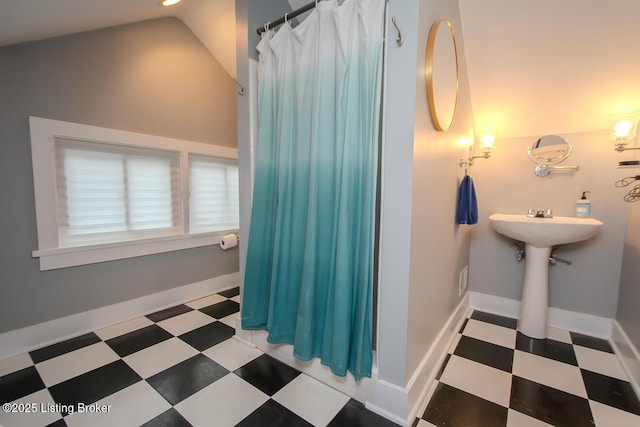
[162, 0, 182, 6]
[481, 132, 495, 149]
[614, 120, 634, 139]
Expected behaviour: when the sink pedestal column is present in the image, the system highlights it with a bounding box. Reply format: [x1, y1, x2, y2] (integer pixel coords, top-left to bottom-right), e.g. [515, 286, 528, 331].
[519, 245, 552, 339]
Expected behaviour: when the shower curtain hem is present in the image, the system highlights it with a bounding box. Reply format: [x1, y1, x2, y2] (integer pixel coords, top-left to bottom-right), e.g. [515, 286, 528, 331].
[240, 326, 373, 381]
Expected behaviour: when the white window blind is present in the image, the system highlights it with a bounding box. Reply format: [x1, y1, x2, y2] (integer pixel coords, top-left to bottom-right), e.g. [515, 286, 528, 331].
[189, 154, 239, 233]
[55, 137, 181, 247]
[30, 116, 240, 270]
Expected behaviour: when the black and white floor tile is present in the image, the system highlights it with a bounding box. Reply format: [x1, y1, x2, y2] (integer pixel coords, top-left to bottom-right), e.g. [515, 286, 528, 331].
[3, 292, 640, 427]
[415, 311, 640, 427]
[0, 287, 396, 427]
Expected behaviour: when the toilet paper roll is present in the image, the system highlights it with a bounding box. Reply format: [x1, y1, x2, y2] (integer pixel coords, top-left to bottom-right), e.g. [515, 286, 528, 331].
[220, 233, 238, 250]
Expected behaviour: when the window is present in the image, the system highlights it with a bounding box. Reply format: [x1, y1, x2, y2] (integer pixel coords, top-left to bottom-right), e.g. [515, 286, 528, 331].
[189, 155, 239, 234]
[30, 117, 239, 270]
[55, 138, 182, 247]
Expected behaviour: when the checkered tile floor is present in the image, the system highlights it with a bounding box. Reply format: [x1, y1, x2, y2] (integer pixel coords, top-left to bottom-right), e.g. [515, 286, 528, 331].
[3, 291, 640, 427]
[414, 311, 640, 427]
[0, 287, 396, 427]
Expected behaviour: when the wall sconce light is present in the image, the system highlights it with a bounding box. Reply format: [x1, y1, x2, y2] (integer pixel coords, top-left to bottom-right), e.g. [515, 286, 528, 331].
[480, 131, 496, 156]
[459, 131, 495, 169]
[161, 0, 182, 6]
[613, 118, 639, 152]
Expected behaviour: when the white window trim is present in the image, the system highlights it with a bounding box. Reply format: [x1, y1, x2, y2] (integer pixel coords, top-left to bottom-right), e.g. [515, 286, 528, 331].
[29, 116, 238, 271]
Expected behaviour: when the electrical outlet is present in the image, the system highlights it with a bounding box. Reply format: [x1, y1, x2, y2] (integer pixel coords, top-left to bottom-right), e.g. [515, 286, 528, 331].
[458, 265, 469, 297]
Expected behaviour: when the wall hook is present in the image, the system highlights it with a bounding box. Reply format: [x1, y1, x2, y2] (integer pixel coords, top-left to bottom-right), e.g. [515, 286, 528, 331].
[234, 79, 245, 96]
[391, 16, 404, 46]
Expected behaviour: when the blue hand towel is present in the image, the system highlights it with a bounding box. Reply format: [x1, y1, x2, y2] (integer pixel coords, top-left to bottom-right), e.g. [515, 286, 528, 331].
[456, 175, 478, 224]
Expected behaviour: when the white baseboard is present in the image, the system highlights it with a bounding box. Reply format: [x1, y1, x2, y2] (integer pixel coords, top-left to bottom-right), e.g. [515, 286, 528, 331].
[0, 272, 239, 360]
[468, 292, 519, 318]
[232, 317, 256, 348]
[404, 293, 470, 425]
[548, 307, 612, 339]
[468, 291, 613, 339]
[611, 321, 640, 398]
[364, 378, 409, 426]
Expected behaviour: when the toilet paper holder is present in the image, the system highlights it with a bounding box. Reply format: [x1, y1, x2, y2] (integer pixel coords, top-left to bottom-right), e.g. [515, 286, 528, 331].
[219, 233, 239, 250]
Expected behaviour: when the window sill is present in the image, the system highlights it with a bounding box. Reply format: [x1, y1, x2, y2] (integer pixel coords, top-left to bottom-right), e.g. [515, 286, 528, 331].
[32, 231, 239, 271]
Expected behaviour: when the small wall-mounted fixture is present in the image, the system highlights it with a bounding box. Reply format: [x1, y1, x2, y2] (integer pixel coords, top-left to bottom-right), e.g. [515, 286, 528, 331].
[613, 118, 639, 152]
[391, 17, 404, 46]
[611, 117, 640, 168]
[615, 175, 640, 202]
[480, 131, 496, 154]
[612, 117, 640, 168]
[459, 131, 495, 169]
[162, 0, 182, 6]
[528, 135, 579, 177]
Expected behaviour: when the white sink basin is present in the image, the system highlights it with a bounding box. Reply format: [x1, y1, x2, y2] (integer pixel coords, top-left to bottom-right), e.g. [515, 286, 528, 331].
[488, 213, 603, 339]
[489, 214, 603, 248]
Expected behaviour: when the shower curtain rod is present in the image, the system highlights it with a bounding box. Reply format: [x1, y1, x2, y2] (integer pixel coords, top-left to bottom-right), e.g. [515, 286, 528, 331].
[257, 0, 326, 35]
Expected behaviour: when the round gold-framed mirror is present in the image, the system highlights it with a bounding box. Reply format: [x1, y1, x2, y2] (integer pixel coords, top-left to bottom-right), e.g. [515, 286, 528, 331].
[425, 18, 459, 132]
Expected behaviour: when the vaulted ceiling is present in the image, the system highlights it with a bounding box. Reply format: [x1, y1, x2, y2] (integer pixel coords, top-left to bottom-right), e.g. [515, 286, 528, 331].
[0, 0, 237, 78]
[2, 0, 639, 139]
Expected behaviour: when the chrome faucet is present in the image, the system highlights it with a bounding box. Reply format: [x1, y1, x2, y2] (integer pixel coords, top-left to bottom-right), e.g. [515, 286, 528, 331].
[527, 208, 553, 218]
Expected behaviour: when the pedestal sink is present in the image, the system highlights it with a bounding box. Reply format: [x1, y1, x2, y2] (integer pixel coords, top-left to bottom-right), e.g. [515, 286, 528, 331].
[489, 214, 603, 339]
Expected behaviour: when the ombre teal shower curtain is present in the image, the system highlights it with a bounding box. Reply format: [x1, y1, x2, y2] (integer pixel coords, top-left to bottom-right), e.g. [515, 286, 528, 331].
[241, 0, 385, 381]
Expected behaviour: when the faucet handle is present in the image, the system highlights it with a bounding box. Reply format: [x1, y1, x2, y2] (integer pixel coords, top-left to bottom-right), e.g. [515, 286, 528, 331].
[527, 208, 535, 218]
[545, 209, 553, 218]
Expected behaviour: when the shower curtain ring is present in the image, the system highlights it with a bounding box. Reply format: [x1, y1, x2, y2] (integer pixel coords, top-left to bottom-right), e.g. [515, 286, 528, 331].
[264, 22, 270, 33]
[285, 13, 289, 24]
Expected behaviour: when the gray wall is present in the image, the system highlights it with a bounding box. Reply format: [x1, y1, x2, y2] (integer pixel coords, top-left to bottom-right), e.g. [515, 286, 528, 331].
[617, 202, 640, 349]
[248, 0, 293, 60]
[368, 0, 476, 388]
[375, 0, 419, 387]
[405, 0, 475, 380]
[0, 18, 239, 333]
